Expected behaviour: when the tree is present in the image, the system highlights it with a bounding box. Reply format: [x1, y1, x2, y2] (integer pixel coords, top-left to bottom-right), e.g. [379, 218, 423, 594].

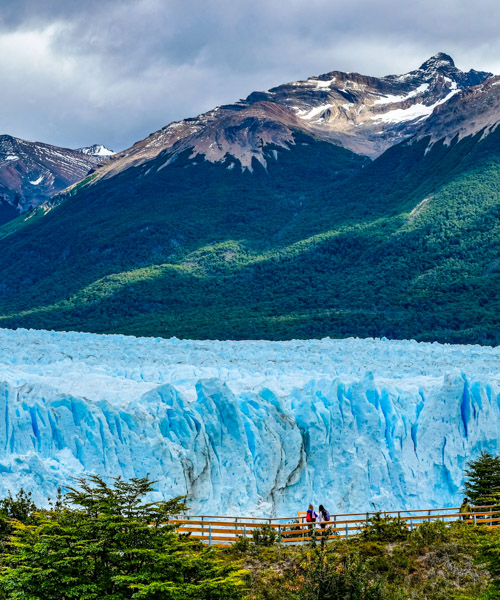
[464, 451, 500, 505]
[1, 475, 245, 600]
[0, 489, 39, 547]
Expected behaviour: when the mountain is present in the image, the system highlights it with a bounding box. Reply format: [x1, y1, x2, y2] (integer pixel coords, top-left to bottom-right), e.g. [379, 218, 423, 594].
[0, 54, 498, 344]
[76, 144, 115, 157]
[0, 136, 113, 224]
[86, 51, 490, 183]
[1, 329, 498, 513]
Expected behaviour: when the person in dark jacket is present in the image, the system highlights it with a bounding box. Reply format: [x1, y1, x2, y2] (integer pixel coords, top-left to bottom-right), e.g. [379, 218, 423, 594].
[460, 497, 472, 521]
[318, 504, 331, 528]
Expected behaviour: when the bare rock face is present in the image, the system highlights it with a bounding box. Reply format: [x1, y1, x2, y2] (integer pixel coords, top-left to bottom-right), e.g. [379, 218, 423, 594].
[264, 52, 492, 156]
[413, 74, 500, 144]
[0, 136, 113, 223]
[86, 52, 493, 185]
[4, 53, 496, 217]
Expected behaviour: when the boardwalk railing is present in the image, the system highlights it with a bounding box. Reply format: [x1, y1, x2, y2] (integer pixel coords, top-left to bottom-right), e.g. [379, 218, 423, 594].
[168, 505, 500, 546]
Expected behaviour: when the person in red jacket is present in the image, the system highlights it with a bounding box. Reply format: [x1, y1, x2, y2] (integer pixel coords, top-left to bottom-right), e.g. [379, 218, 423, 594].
[306, 504, 318, 523]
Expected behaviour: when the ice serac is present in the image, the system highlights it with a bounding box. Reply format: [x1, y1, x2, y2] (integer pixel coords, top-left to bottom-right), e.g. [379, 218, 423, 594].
[0, 329, 498, 516]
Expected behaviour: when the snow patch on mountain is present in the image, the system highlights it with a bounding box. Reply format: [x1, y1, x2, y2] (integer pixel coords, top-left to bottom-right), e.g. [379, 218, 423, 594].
[372, 87, 461, 124]
[77, 144, 114, 157]
[372, 83, 430, 105]
[0, 329, 498, 516]
[297, 103, 335, 120]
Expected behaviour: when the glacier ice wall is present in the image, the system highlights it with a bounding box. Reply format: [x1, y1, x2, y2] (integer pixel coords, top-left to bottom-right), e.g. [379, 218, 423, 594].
[0, 328, 498, 517]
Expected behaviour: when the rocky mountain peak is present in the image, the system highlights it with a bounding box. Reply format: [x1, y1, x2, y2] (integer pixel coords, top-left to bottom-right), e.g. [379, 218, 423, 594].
[419, 52, 456, 71]
[0, 136, 116, 222]
[70, 55, 498, 184]
[77, 144, 114, 157]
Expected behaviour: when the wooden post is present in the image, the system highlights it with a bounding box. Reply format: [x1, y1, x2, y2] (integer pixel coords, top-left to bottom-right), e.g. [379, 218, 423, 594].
[345, 522, 349, 538]
[209, 523, 212, 546]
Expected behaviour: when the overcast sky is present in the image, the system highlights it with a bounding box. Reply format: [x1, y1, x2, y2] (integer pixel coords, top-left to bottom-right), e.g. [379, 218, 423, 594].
[1, 0, 500, 151]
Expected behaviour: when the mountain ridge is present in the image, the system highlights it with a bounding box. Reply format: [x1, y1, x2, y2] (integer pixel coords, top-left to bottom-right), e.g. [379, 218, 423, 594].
[0, 135, 113, 224]
[80, 52, 492, 187]
[0, 53, 498, 345]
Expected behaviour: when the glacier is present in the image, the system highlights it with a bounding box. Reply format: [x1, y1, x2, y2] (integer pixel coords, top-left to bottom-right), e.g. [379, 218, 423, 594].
[0, 328, 498, 517]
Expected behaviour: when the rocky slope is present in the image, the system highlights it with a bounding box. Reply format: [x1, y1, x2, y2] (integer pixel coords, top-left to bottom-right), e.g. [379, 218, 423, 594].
[414, 73, 500, 144]
[0, 136, 113, 223]
[86, 52, 491, 182]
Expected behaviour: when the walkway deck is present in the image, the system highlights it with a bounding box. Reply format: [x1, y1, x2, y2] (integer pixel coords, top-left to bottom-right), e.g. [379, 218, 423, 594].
[169, 505, 500, 545]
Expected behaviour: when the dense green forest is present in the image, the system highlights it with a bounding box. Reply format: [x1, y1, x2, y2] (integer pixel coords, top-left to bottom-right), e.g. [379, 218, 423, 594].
[0, 128, 498, 344]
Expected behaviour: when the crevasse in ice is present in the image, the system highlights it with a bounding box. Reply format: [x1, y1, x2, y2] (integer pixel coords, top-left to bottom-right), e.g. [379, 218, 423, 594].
[0, 328, 498, 516]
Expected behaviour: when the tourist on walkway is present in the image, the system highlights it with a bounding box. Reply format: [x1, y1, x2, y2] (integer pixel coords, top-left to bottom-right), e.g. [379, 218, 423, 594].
[460, 497, 472, 521]
[318, 504, 331, 528]
[306, 504, 317, 523]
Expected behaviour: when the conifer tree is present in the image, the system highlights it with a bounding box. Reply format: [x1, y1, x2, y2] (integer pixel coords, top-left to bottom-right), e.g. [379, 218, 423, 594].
[0, 475, 245, 600]
[0, 489, 38, 548]
[464, 451, 500, 505]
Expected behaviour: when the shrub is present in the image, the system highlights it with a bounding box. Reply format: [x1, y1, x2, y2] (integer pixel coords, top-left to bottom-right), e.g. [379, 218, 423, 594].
[410, 519, 449, 547]
[252, 524, 279, 547]
[361, 513, 409, 542]
[298, 547, 387, 600]
[232, 534, 251, 552]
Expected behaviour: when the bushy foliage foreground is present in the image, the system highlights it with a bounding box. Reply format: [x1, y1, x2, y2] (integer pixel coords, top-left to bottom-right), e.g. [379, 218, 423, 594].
[0, 477, 245, 600]
[2, 470, 500, 599]
[1, 480, 500, 599]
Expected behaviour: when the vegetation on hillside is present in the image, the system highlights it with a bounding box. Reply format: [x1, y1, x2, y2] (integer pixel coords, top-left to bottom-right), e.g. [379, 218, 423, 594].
[0, 129, 498, 344]
[0, 479, 500, 599]
[2, 454, 500, 599]
[0, 477, 245, 600]
[225, 520, 496, 600]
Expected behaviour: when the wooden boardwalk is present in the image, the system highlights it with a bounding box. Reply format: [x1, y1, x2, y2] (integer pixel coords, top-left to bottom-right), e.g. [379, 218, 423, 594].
[169, 505, 500, 545]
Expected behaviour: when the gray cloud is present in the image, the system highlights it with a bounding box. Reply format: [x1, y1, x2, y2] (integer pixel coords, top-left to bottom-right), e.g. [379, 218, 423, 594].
[0, 0, 499, 150]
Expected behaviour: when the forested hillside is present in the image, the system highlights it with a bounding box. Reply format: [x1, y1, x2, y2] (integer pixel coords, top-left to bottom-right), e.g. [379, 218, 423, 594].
[0, 123, 497, 344]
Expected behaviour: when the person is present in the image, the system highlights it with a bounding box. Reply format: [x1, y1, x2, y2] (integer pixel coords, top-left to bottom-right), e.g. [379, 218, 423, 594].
[460, 497, 472, 521]
[318, 504, 331, 529]
[305, 504, 318, 524]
